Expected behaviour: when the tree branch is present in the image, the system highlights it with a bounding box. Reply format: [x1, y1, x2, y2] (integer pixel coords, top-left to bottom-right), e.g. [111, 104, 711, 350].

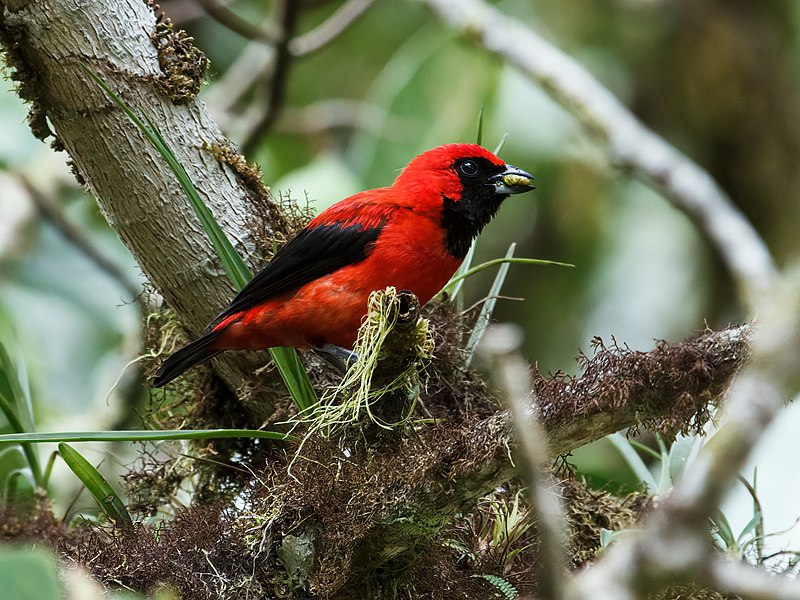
[568, 280, 800, 599]
[416, 0, 778, 314]
[707, 558, 800, 600]
[196, 0, 280, 43]
[296, 325, 750, 591]
[241, 0, 301, 156]
[290, 0, 375, 56]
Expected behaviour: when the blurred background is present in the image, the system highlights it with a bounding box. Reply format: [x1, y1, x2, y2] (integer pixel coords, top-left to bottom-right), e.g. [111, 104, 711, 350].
[1, 0, 798, 560]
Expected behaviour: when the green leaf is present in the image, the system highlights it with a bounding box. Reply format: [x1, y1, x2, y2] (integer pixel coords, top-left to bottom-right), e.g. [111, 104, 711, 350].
[82, 67, 318, 410]
[444, 256, 574, 291]
[625, 438, 661, 461]
[0, 428, 294, 444]
[472, 573, 518, 599]
[0, 548, 61, 600]
[710, 510, 735, 549]
[476, 106, 485, 146]
[465, 243, 515, 365]
[736, 511, 763, 546]
[652, 434, 673, 496]
[608, 432, 658, 494]
[599, 528, 616, 548]
[738, 471, 765, 562]
[667, 434, 703, 483]
[58, 442, 132, 527]
[0, 339, 42, 486]
[599, 527, 641, 548]
[0, 445, 33, 500]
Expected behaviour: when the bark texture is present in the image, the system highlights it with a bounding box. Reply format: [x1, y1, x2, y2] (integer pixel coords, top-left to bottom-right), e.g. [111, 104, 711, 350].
[0, 0, 287, 417]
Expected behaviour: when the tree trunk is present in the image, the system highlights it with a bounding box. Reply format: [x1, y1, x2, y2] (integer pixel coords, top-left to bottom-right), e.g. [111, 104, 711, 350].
[0, 0, 287, 419]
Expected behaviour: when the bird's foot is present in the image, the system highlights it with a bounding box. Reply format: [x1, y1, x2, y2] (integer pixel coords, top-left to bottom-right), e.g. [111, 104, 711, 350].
[313, 344, 359, 373]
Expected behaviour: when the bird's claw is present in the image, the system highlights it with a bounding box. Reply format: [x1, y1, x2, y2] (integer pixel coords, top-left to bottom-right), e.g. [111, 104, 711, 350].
[314, 344, 359, 373]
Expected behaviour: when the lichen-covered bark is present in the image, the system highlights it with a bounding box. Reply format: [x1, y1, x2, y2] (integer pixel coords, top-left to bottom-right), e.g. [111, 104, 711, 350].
[0, 0, 284, 418]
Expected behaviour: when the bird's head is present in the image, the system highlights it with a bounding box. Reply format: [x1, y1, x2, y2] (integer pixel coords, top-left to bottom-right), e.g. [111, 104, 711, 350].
[394, 143, 535, 259]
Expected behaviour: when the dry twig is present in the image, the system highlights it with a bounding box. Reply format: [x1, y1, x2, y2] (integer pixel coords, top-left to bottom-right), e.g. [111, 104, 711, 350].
[481, 324, 567, 600]
[241, 0, 301, 156]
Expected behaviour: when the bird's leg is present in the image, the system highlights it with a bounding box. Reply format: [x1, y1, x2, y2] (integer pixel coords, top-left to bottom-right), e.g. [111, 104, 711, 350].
[313, 344, 359, 373]
[320, 343, 360, 364]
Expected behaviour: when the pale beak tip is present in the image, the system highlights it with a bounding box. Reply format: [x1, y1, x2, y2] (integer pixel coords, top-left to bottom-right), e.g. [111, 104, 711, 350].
[492, 164, 535, 195]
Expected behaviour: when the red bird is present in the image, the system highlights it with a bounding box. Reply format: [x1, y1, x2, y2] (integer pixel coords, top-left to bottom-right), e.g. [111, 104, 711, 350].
[152, 144, 534, 387]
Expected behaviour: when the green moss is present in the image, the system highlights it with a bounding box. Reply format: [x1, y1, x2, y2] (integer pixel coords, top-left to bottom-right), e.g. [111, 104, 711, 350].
[150, 15, 209, 104]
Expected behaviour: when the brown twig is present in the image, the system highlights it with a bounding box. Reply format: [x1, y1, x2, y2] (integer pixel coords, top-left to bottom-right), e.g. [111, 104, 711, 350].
[289, 0, 375, 56]
[240, 0, 301, 157]
[17, 173, 141, 302]
[197, 0, 373, 56]
[196, 0, 279, 43]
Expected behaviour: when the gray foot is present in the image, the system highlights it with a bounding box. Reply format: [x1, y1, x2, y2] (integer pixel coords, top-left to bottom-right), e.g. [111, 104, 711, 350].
[314, 344, 359, 373]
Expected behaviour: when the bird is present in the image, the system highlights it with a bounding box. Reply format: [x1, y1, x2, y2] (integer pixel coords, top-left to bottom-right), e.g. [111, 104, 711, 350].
[152, 143, 534, 387]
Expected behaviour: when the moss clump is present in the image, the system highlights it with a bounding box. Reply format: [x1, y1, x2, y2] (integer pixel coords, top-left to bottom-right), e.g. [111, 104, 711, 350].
[149, 10, 209, 104]
[0, 7, 59, 148]
[535, 328, 748, 441]
[561, 477, 648, 568]
[650, 584, 741, 600]
[298, 287, 433, 436]
[203, 142, 295, 242]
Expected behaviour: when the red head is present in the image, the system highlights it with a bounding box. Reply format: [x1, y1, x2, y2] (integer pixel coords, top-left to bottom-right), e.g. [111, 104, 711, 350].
[394, 143, 535, 258]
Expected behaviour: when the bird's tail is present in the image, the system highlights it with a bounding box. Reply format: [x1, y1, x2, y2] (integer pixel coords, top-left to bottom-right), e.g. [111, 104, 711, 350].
[152, 329, 225, 388]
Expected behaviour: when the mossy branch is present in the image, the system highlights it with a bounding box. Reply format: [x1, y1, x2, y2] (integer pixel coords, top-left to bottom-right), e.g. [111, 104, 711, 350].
[281, 325, 750, 592]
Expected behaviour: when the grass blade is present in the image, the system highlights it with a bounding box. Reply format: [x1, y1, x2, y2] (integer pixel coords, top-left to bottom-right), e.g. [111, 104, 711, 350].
[82, 67, 249, 288]
[269, 347, 317, 412]
[442, 240, 476, 307]
[493, 133, 509, 155]
[465, 243, 515, 365]
[0, 429, 294, 444]
[58, 442, 132, 527]
[83, 67, 318, 409]
[476, 106, 484, 146]
[608, 432, 658, 494]
[0, 340, 42, 486]
[446, 257, 574, 291]
[710, 510, 735, 550]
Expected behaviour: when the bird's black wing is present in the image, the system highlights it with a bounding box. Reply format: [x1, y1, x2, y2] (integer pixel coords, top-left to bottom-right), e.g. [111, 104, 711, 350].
[215, 221, 385, 321]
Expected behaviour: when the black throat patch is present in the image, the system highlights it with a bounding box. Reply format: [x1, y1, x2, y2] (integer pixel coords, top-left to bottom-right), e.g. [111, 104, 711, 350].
[441, 157, 507, 259]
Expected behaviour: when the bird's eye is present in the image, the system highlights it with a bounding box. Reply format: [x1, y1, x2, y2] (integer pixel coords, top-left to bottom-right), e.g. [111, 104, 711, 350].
[458, 160, 479, 177]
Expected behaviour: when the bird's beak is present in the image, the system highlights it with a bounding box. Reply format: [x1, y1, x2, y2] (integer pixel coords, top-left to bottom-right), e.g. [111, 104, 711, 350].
[489, 164, 535, 195]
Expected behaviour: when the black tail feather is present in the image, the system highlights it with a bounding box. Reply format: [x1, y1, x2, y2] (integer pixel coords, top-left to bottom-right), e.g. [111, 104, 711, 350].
[152, 329, 225, 388]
